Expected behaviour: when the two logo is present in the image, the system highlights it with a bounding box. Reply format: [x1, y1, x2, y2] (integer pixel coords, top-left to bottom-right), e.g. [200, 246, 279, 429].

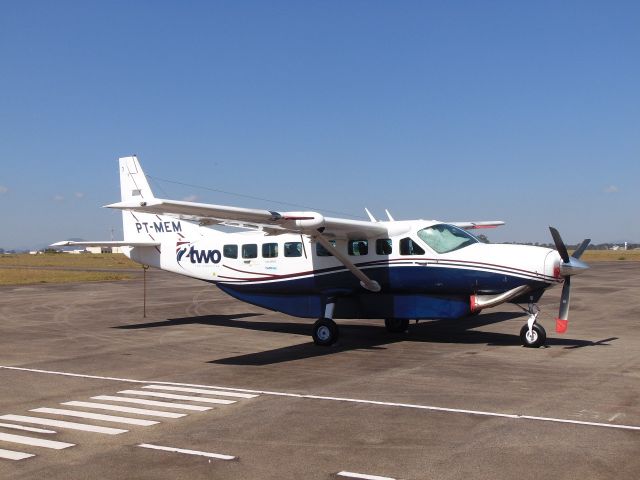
[176, 241, 221, 265]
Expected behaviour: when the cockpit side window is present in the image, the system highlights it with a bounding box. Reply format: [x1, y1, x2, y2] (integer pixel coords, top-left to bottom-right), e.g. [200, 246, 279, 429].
[417, 224, 479, 254]
[399, 237, 425, 255]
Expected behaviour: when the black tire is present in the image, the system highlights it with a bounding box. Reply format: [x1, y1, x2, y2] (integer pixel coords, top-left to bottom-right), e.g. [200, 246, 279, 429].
[312, 318, 339, 346]
[384, 318, 409, 333]
[520, 323, 547, 348]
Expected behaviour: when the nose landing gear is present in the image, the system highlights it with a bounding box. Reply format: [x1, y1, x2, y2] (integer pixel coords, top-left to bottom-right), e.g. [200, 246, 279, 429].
[519, 303, 547, 348]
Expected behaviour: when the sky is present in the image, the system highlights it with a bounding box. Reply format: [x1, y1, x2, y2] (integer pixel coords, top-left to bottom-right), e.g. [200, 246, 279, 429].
[1, 1, 638, 249]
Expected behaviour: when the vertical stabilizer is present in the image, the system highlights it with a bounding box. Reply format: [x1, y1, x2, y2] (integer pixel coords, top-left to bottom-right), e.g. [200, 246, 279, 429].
[119, 156, 158, 244]
[119, 156, 154, 203]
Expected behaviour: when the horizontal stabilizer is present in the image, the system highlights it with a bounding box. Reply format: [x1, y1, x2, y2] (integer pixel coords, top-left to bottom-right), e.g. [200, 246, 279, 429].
[51, 241, 160, 248]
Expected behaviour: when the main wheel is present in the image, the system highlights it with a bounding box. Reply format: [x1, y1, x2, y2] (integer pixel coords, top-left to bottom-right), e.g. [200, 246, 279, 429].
[384, 318, 409, 333]
[312, 318, 339, 346]
[519, 323, 547, 348]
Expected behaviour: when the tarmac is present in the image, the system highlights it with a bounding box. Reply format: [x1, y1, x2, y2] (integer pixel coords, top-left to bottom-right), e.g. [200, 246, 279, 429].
[0, 262, 638, 479]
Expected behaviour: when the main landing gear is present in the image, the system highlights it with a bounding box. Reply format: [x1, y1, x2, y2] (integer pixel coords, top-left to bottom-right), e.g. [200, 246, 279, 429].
[313, 297, 339, 346]
[519, 303, 547, 348]
[312, 318, 339, 346]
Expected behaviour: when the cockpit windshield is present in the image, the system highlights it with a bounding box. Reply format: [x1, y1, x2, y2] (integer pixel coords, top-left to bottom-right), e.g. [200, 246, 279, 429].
[416, 224, 479, 254]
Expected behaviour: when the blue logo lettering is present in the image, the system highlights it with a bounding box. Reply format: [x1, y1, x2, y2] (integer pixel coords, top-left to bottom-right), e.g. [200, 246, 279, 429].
[188, 247, 221, 264]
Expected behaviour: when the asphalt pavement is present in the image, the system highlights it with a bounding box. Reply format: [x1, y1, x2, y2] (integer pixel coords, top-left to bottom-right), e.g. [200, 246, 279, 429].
[0, 262, 638, 479]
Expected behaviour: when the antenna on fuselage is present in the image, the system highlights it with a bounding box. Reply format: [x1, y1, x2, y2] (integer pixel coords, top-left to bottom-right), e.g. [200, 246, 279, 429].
[364, 208, 377, 222]
[385, 209, 395, 221]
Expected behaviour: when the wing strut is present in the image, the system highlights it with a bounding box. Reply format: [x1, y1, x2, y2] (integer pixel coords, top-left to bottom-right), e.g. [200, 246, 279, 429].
[314, 235, 381, 292]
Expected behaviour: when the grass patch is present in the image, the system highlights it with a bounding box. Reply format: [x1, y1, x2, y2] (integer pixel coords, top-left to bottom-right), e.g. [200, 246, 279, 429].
[578, 250, 640, 262]
[0, 268, 133, 286]
[0, 253, 138, 269]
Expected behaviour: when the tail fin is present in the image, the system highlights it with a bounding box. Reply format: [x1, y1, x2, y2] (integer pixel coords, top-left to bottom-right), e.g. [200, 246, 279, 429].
[116, 156, 200, 248]
[119, 155, 155, 203]
[119, 155, 159, 243]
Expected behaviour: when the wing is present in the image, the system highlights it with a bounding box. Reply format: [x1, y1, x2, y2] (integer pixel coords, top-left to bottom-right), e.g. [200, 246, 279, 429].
[449, 221, 505, 230]
[106, 198, 389, 239]
[51, 241, 160, 247]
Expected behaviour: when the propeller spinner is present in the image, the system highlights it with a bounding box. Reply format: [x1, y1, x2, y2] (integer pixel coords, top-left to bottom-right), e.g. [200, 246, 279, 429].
[549, 227, 590, 334]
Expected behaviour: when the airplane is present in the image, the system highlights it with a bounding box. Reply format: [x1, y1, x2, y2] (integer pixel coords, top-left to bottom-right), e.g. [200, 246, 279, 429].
[53, 156, 590, 348]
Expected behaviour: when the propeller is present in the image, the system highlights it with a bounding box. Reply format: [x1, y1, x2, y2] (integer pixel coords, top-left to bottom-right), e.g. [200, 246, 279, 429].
[549, 227, 590, 334]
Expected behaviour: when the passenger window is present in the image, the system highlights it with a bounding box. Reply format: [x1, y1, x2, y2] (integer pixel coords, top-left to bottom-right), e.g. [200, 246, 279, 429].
[262, 243, 278, 258]
[376, 239, 392, 255]
[316, 240, 336, 257]
[242, 244, 258, 259]
[284, 242, 303, 257]
[223, 244, 238, 259]
[348, 240, 368, 256]
[400, 237, 425, 255]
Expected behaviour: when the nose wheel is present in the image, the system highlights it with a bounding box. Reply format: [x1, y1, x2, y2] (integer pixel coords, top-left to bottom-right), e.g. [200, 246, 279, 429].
[520, 322, 546, 348]
[519, 303, 546, 348]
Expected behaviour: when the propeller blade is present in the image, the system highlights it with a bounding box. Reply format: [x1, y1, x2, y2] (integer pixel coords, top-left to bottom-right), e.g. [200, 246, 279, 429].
[549, 228, 589, 334]
[549, 226, 570, 263]
[572, 238, 591, 259]
[556, 277, 571, 333]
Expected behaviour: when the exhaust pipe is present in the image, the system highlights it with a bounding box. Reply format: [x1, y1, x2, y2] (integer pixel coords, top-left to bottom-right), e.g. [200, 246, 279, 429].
[470, 285, 533, 313]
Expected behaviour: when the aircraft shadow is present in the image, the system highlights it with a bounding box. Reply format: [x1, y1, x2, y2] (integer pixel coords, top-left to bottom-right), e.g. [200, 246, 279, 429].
[112, 313, 264, 329]
[206, 312, 612, 366]
[112, 311, 616, 365]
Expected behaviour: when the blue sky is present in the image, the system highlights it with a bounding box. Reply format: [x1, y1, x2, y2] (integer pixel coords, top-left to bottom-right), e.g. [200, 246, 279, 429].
[1, 1, 638, 249]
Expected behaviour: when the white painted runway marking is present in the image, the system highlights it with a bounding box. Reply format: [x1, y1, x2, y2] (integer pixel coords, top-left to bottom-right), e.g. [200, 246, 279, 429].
[91, 395, 211, 412]
[3, 366, 640, 433]
[62, 401, 186, 419]
[0, 432, 74, 450]
[0, 422, 56, 434]
[303, 394, 520, 419]
[30, 408, 158, 426]
[118, 390, 236, 405]
[142, 384, 258, 399]
[0, 415, 127, 435]
[138, 443, 235, 460]
[519, 415, 640, 431]
[0, 447, 35, 461]
[337, 471, 396, 480]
